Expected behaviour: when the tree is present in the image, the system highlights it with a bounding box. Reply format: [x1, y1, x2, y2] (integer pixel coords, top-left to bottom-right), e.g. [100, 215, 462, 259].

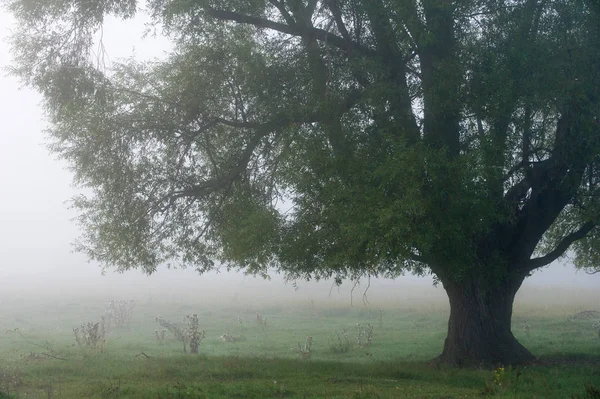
[6, 0, 600, 366]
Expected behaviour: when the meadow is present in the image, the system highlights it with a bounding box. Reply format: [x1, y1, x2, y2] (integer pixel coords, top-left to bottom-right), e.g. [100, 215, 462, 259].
[0, 286, 599, 399]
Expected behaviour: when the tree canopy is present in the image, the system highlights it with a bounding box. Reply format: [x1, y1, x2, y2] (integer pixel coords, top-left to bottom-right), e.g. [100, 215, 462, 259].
[6, 0, 600, 365]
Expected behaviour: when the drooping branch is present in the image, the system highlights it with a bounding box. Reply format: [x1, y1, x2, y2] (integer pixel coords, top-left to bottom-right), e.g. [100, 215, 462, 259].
[524, 221, 596, 271]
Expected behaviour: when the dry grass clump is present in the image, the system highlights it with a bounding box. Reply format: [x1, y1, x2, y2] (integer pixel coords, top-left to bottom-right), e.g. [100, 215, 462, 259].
[295, 336, 313, 359]
[71, 299, 134, 352]
[329, 328, 351, 353]
[220, 331, 245, 343]
[73, 319, 106, 351]
[256, 313, 267, 330]
[155, 315, 205, 353]
[357, 323, 373, 348]
[154, 329, 167, 344]
[156, 316, 186, 341]
[185, 314, 205, 354]
[156, 316, 187, 351]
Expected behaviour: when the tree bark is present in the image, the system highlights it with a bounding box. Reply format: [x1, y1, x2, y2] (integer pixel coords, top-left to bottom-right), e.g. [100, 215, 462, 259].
[435, 272, 536, 367]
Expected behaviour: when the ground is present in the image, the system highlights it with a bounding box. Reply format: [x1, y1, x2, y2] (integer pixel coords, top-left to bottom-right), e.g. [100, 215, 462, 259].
[0, 290, 599, 398]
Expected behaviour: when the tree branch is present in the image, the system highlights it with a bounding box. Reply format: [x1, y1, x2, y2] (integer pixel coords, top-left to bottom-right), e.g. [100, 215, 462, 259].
[503, 159, 552, 205]
[408, 252, 427, 263]
[586, 269, 600, 275]
[525, 221, 596, 271]
[203, 6, 377, 58]
[327, 0, 351, 46]
[268, 0, 296, 26]
[177, 87, 363, 198]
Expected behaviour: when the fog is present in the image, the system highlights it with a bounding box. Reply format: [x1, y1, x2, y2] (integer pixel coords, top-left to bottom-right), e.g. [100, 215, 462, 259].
[0, 8, 598, 309]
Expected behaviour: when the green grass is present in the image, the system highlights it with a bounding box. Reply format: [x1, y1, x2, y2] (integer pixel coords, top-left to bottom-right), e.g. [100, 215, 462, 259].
[0, 296, 599, 398]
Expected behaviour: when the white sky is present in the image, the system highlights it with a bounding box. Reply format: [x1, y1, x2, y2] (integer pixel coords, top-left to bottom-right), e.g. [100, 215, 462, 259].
[0, 7, 598, 303]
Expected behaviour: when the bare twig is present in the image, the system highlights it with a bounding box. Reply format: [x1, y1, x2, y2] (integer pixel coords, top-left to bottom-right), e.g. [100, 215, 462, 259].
[10, 328, 69, 361]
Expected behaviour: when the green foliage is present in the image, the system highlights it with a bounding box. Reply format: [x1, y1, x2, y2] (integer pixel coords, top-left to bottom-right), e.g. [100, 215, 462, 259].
[6, 0, 600, 281]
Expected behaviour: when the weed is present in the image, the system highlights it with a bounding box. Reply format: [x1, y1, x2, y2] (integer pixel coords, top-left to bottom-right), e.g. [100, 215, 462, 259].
[295, 336, 313, 359]
[154, 329, 167, 344]
[156, 316, 186, 341]
[220, 331, 245, 343]
[156, 316, 189, 352]
[256, 313, 267, 330]
[73, 319, 106, 351]
[493, 366, 505, 386]
[185, 314, 205, 354]
[329, 328, 351, 353]
[356, 323, 373, 348]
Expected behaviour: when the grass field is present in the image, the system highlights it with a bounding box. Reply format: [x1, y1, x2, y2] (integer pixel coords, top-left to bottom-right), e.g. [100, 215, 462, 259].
[0, 290, 599, 398]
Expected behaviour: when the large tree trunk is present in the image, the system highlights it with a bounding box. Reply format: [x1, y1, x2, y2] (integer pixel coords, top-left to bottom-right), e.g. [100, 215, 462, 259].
[436, 272, 536, 367]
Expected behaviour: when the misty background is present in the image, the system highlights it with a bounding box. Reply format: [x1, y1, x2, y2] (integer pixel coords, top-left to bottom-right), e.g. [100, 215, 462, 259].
[0, 8, 598, 307]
